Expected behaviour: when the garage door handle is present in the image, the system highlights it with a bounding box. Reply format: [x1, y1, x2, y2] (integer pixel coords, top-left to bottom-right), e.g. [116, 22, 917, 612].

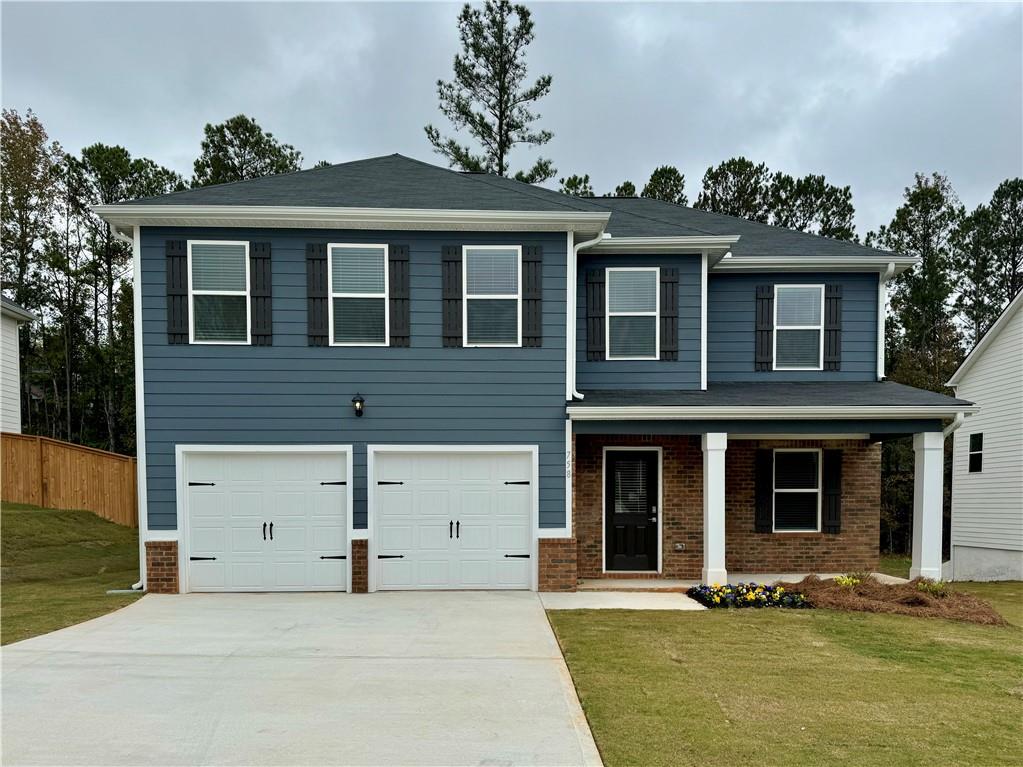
[449, 520, 453, 539]
[504, 554, 530, 559]
[188, 482, 216, 487]
[320, 481, 347, 486]
[377, 481, 404, 485]
[320, 555, 347, 560]
[504, 480, 530, 485]
[190, 556, 217, 561]
[377, 554, 405, 559]
[263, 522, 267, 540]
[269, 522, 273, 541]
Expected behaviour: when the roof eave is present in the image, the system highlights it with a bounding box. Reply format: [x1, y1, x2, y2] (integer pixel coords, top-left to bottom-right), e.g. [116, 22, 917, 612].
[581, 235, 740, 256]
[711, 254, 919, 274]
[0, 301, 37, 323]
[566, 404, 978, 421]
[92, 204, 611, 237]
[947, 290, 1023, 387]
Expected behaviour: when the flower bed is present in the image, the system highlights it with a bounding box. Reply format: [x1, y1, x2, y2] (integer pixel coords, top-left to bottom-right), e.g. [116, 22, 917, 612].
[687, 582, 810, 609]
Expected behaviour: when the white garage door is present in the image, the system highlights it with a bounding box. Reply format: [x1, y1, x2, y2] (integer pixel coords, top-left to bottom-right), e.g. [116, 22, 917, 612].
[185, 451, 348, 592]
[374, 451, 534, 590]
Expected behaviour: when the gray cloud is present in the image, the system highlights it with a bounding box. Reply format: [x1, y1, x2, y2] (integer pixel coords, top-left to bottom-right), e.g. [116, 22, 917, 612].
[3, 1, 1020, 233]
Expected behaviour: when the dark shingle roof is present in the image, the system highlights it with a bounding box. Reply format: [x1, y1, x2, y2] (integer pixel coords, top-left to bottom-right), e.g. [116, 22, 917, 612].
[120, 153, 898, 260]
[576, 382, 972, 409]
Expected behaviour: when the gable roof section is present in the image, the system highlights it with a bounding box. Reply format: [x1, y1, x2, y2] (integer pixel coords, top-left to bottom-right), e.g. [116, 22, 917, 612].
[1, 295, 37, 323]
[947, 291, 1023, 387]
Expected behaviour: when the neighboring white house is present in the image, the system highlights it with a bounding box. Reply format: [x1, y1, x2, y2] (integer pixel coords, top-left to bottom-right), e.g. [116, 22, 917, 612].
[947, 291, 1023, 581]
[1, 296, 36, 434]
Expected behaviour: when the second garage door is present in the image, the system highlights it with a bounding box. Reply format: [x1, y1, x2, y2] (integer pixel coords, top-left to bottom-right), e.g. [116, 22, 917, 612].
[373, 450, 534, 590]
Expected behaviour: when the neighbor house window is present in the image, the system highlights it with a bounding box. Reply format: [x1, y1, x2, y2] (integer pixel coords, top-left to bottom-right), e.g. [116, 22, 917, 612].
[463, 245, 521, 346]
[774, 285, 824, 370]
[606, 267, 659, 360]
[188, 241, 250, 344]
[329, 244, 389, 345]
[773, 449, 821, 532]
[968, 433, 983, 473]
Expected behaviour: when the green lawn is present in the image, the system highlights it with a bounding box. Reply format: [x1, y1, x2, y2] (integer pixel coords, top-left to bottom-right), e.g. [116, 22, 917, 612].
[1, 502, 142, 645]
[550, 583, 1023, 767]
[878, 553, 911, 579]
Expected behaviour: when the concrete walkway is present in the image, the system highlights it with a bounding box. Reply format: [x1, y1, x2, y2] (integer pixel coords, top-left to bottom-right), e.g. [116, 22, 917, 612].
[1, 592, 602, 767]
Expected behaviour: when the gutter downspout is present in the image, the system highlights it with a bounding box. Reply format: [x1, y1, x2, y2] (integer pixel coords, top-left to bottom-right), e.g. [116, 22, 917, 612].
[877, 262, 895, 380]
[942, 411, 965, 439]
[570, 231, 607, 401]
[110, 224, 146, 591]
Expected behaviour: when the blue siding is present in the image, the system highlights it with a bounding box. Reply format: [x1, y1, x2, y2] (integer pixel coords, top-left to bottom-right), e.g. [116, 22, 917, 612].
[708, 272, 878, 382]
[140, 228, 568, 530]
[576, 254, 702, 390]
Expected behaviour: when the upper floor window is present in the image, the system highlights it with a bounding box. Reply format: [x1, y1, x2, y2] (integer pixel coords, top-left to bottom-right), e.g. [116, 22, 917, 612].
[774, 285, 824, 370]
[968, 433, 983, 473]
[607, 267, 659, 360]
[329, 244, 389, 346]
[188, 241, 250, 344]
[463, 246, 521, 347]
[773, 448, 821, 532]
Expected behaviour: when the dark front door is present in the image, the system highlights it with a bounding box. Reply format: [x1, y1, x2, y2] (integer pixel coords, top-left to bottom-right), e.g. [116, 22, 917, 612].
[605, 450, 659, 572]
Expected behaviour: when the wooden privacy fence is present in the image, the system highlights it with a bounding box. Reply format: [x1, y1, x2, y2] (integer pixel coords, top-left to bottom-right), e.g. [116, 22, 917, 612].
[1, 433, 138, 527]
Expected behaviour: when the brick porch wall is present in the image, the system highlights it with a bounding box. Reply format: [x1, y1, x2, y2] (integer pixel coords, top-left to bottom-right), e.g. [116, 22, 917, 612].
[573, 435, 880, 579]
[145, 540, 179, 593]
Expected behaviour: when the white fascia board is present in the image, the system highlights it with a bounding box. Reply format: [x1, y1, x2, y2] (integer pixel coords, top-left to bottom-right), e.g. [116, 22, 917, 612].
[583, 235, 739, 256]
[711, 254, 919, 274]
[947, 290, 1023, 386]
[0, 302, 37, 323]
[566, 404, 979, 421]
[93, 204, 610, 236]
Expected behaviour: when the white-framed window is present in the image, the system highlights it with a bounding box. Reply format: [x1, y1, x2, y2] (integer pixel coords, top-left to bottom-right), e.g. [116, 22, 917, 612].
[774, 284, 824, 370]
[773, 448, 822, 532]
[463, 245, 521, 347]
[328, 244, 389, 346]
[968, 432, 983, 473]
[606, 267, 659, 360]
[188, 240, 250, 345]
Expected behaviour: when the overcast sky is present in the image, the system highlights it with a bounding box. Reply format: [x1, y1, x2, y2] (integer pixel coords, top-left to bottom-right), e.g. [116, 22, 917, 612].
[3, 1, 1020, 233]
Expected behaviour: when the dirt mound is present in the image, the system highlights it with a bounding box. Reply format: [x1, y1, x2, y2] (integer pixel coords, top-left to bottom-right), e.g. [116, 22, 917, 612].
[781, 575, 1007, 625]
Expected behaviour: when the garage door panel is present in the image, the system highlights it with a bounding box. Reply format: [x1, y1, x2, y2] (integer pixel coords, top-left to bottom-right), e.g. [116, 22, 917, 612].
[189, 561, 226, 589]
[496, 559, 530, 586]
[496, 524, 529, 552]
[379, 490, 413, 518]
[416, 559, 453, 587]
[458, 524, 491, 551]
[378, 559, 414, 589]
[229, 526, 264, 554]
[380, 523, 413, 551]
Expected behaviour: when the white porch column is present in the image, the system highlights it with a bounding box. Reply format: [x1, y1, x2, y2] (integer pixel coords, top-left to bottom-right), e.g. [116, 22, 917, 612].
[702, 432, 728, 584]
[910, 431, 945, 580]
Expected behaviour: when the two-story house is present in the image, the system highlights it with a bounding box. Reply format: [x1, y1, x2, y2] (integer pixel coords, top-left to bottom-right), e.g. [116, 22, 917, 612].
[96, 154, 974, 594]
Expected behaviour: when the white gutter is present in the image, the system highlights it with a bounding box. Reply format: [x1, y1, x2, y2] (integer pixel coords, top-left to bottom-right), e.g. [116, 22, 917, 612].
[942, 411, 967, 439]
[95, 204, 610, 236]
[583, 235, 739, 257]
[877, 261, 895, 380]
[567, 404, 979, 421]
[570, 230, 609, 401]
[713, 254, 918, 274]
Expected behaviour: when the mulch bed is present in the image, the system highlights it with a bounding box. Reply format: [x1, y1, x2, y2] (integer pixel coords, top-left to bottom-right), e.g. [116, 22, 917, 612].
[780, 575, 1007, 625]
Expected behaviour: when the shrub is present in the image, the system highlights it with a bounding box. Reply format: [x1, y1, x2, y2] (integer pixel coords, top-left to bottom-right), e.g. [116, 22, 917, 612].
[916, 579, 951, 598]
[835, 574, 861, 588]
[687, 582, 810, 609]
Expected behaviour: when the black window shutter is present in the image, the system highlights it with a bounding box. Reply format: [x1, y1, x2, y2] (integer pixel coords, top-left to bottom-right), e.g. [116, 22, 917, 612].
[586, 269, 606, 361]
[755, 285, 774, 371]
[388, 244, 410, 347]
[441, 246, 463, 347]
[824, 284, 842, 371]
[522, 245, 543, 347]
[822, 449, 842, 534]
[660, 268, 678, 361]
[166, 240, 188, 344]
[754, 448, 773, 533]
[250, 242, 272, 346]
[306, 243, 328, 346]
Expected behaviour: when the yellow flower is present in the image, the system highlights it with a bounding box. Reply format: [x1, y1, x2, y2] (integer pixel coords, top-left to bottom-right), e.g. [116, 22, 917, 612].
[713, 595, 721, 603]
[712, 583, 720, 589]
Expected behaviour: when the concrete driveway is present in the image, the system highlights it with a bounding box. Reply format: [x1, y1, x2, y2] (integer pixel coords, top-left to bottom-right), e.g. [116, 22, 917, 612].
[2, 592, 601, 767]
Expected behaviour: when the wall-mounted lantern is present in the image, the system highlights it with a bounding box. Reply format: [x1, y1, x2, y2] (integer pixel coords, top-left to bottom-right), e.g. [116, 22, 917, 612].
[352, 393, 365, 417]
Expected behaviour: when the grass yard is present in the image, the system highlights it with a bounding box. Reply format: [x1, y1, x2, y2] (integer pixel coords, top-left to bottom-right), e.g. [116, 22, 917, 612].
[878, 553, 911, 579]
[1, 502, 142, 645]
[550, 582, 1023, 767]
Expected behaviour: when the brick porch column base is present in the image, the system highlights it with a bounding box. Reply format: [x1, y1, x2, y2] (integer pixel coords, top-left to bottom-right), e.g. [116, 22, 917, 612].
[351, 539, 368, 593]
[145, 540, 179, 594]
[538, 538, 577, 592]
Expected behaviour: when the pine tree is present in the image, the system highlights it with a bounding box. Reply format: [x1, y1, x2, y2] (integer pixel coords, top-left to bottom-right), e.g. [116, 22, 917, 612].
[987, 178, 1023, 306]
[192, 115, 302, 187]
[424, 1, 555, 183]
[952, 204, 999, 346]
[558, 174, 594, 197]
[611, 180, 636, 197]
[641, 166, 687, 205]
[695, 157, 771, 221]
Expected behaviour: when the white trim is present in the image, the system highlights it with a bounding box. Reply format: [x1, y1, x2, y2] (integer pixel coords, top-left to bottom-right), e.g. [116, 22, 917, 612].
[947, 290, 1023, 386]
[772, 284, 824, 371]
[566, 231, 575, 401]
[557, 419, 574, 541]
[187, 240, 251, 345]
[146, 530, 180, 542]
[601, 446, 663, 575]
[365, 445, 540, 592]
[130, 226, 150, 589]
[326, 243, 390, 346]
[583, 235, 738, 256]
[771, 448, 822, 533]
[462, 245, 523, 348]
[730, 433, 870, 440]
[567, 404, 979, 420]
[605, 267, 660, 361]
[700, 251, 708, 390]
[95, 204, 610, 237]
[712, 254, 919, 274]
[570, 231, 606, 400]
[877, 263, 895, 380]
[175, 444, 354, 595]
